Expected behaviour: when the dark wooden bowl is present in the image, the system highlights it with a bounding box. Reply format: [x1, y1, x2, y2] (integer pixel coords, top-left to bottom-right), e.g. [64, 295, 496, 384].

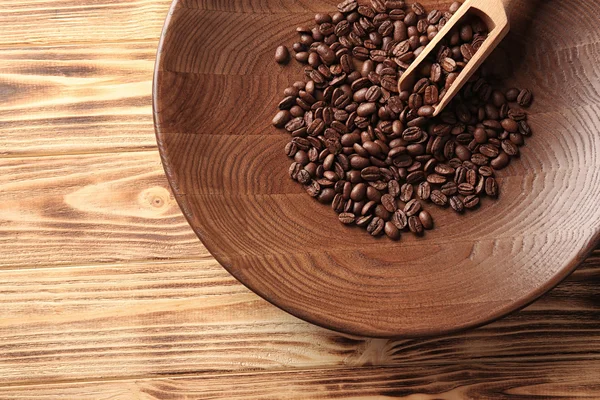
[154, 0, 600, 337]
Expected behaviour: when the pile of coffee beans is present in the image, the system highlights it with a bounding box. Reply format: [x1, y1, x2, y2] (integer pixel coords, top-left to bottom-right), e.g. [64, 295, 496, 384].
[273, 0, 533, 240]
[403, 14, 489, 114]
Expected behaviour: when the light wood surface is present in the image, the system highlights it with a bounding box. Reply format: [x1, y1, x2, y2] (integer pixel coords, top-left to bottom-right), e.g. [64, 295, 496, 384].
[1, 0, 600, 397]
[155, 0, 600, 337]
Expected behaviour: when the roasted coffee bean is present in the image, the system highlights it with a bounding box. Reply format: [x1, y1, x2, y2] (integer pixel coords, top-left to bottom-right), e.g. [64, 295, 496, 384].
[408, 216, 424, 235]
[350, 182, 368, 201]
[419, 210, 433, 229]
[458, 183, 475, 195]
[297, 169, 312, 184]
[361, 166, 381, 181]
[388, 180, 401, 198]
[485, 177, 498, 197]
[305, 180, 321, 197]
[406, 170, 426, 184]
[430, 190, 448, 206]
[478, 166, 494, 177]
[273, 110, 292, 128]
[518, 121, 531, 136]
[338, 212, 356, 224]
[426, 174, 446, 184]
[505, 88, 520, 102]
[399, 183, 414, 202]
[391, 209, 408, 229]
[356, 215, 372, 227]
[463, 195, 479, 209]
[471, 153, 489, 166]
[338, 0, 358, 13]
[384, 221, 401, 240]
[362, 200, 377, 216]
[490, 152, 510, 169]
[275, 46, 290, 64]
[439, 182, 457, 196]
[367, 216, 385, 236]
[501, 140, 519, 156]
[479, 143, 499, 158]
[381, 193, 398, 212]
[404, 199, 421, 216]
[466, 168, 478, 186]
[417, 181, 431, 200]
[517, 89, 533, 107]
[449, 195, 464, 213]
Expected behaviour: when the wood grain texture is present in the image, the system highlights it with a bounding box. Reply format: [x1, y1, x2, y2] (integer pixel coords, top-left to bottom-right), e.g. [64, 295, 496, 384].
[2, 362, 600, 399]
[0, 151, 207, 267]
[154, 0, 600, 337]
[0, 251, 597, 386]
[0, 43, 161, 156]
[0, 0, 171, 46]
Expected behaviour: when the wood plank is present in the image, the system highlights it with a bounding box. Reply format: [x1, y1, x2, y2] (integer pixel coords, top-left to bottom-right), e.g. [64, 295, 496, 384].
[0, 251, 597, 386]
[0, 0, 171, 46]
[0, 42, 160, 156]
[0, 151, 206, 267]
[2, 362, 600, 399]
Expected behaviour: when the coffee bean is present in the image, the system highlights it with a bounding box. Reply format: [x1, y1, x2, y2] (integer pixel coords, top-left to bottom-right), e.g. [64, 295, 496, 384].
[518, 121, 531, 136]
[297, 169, 312, 184]
[479, 144, 499, 158]
[404, 199, 421, 216]
[440, 181, 457, 196]
[305, 180, 321, 197]
[390, 210, 407, 229]
[384, 221, 401, 240]
[449, 195, 464, 213]
[275, 46, 290, 64]
[361, 166, 381, 181]
[501, 140, 519, 156]
[458, 183, 475, 196]
[455, 145, 471, 161]
[463, 195, 479, 209]
[430, 190, 448, 206]
[475, 175, 485, 195]
[273, 110, 292, 128]
[350, 182, 368, 201]
[367, 186, 383, 203]
[408, 216, 424, 235]
[367, 216, 385, 236]
[417, 181, 431, 200]
[426, 174, 446, 184]
[356, 215, 372, 227]
[466, 168, 478, 186]
[338, 212, 356, 225]
[490, 152, 510, 170]
[388, 180, 401, 198]
[485, 177, 498, 197]
[338, 0, 358, 13]
[506, 88, 520, 102]
[441, 57, 457, 73]
[517, 89, 533, 107]
[395, 183, 411, 203]
[419, 210, 433, 229]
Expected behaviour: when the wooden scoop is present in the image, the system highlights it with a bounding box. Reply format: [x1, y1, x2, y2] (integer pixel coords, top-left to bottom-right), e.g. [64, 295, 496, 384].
[398, 0, 518, 116]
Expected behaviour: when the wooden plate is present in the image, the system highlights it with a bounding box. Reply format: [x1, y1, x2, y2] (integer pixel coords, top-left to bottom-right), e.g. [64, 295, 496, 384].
[153, 0, 600, 337]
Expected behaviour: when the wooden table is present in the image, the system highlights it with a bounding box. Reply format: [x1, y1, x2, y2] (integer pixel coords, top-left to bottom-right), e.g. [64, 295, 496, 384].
[0, 1, 598, 398]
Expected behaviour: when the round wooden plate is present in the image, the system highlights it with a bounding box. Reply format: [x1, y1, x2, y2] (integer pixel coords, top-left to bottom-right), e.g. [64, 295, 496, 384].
[154, 0, 600, 337]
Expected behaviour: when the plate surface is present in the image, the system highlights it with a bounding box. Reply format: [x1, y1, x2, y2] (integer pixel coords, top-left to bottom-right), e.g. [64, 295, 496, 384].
[154, 0, 600, 337]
